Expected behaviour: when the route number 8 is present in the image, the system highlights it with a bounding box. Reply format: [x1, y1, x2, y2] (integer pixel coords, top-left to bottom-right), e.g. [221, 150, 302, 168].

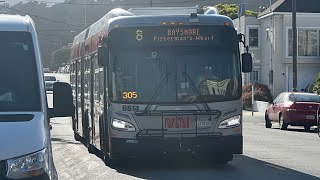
[136, 30, 143, 41]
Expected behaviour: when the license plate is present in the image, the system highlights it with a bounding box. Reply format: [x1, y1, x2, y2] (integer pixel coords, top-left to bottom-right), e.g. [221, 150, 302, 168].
[164, 116, 190, 129]
[306, 115, 315, 120]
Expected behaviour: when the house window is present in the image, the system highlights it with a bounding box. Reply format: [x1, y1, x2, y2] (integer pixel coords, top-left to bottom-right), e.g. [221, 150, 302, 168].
[248, 28, 259, 47]
[288, 29, 293, 56]
[250, 70, 259, 82]
[298, 29, 317, 56]
[288, 28, 319, 57]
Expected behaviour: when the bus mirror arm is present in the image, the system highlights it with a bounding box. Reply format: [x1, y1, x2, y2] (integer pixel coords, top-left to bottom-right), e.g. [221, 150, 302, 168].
[238, 33, 249, 53]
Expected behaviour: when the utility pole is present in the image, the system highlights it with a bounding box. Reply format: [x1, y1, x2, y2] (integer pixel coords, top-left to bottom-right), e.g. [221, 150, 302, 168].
[84, 0, 87, 28]
[292, 0, 297, 92]
[150, 0, 152, 7]
[0, 1, 5, 14]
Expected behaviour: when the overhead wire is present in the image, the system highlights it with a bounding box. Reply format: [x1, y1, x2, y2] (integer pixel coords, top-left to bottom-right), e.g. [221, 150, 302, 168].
[6, 6, 85, 28]
[12, 0, 201, 6]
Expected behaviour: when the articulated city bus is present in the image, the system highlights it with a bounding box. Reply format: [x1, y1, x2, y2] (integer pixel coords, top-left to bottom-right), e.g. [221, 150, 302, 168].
[69, 7, 252, 165]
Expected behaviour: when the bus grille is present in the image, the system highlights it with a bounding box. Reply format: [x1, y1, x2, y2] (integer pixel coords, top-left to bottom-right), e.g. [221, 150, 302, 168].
[0, 160, 6, 178]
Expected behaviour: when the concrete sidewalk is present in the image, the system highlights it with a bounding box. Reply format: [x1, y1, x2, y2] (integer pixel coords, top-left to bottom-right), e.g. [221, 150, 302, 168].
[243, 110, 264, 118]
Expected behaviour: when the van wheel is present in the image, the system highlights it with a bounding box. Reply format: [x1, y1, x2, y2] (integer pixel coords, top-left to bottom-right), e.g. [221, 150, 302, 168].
[265, 112, 272, 128]
[279, 114, 288, 130]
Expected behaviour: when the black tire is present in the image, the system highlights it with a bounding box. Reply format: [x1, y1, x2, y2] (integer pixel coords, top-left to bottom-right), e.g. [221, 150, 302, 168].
[265, 112, 272, 128]
[88, 144, 95, 154]
[99, 117, 105, 154]
[74, 132, 81, 142]
[318, 119, 320, 137]
[73, 119, 81, 141]
[279, 114, 288, 130]
[304, 125, 311, 131]
[84, 111, 93, 153]
[103, 152, 122, 167]
[212, 154, 233, 165]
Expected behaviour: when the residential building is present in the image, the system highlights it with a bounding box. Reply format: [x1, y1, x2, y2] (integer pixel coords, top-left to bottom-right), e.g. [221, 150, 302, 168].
[234, 0, 320, 97]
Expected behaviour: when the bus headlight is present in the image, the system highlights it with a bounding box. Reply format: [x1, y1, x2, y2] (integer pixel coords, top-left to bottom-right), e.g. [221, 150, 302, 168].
[7, 148, 49, 179]
[218, 115, 241, 129]
[111, 119, 136, 132]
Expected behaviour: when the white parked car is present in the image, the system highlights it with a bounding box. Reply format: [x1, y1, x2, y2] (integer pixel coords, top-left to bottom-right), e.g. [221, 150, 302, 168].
[44, 75, 58, 91]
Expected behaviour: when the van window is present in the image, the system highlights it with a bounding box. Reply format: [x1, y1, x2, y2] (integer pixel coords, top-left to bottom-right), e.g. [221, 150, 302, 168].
[0, 32, 41, 112]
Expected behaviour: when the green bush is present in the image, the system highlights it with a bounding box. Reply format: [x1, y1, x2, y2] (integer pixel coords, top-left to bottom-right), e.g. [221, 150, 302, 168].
[313, 73, 320, 95]
[242, 83, 272, 110]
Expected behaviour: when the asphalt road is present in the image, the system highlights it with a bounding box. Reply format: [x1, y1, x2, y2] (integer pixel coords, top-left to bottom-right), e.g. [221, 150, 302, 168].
[48, 74, 320, 180]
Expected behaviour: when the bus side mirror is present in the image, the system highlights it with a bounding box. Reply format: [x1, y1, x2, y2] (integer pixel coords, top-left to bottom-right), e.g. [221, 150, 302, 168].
[48, 82, 75, 118]
[98, 46, 109, 67]
[242, 53, 253, 73]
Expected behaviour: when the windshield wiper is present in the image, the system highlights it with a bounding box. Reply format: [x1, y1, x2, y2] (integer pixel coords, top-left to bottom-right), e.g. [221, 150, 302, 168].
[141, 73, 170, 114]
[182, 72, 211, 113]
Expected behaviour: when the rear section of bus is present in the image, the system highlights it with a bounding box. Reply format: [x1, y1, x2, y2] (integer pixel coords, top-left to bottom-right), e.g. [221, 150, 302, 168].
[0, 15, 57, 180]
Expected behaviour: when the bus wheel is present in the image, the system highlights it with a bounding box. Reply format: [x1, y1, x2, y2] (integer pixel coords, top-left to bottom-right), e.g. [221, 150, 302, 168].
[84, 111, 93, 154]
[103, 153, 121, 167]
[73, 120, 81, 141]
[88, 144, 95, 154]
[74, 132, 81, 142]
[212, 154, 233, 165]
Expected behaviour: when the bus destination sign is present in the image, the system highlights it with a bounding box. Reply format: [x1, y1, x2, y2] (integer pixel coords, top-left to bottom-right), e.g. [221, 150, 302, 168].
[152, 28, 215, 42]
[110, 26, 234, 47]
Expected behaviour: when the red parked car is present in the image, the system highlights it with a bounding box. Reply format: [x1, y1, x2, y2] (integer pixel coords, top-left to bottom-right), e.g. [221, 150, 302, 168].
[265, 92, 320, 131]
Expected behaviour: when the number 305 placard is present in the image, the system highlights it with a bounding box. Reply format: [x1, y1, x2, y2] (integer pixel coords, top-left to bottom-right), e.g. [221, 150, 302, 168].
[122, 92, 138, 99]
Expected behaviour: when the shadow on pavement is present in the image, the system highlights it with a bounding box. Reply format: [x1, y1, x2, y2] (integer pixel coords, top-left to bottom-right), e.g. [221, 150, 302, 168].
[286, 128, 318, 133]
[51, 137, 81, 145]
[272, 127, 318, 134]
[113, 155, 319, 180]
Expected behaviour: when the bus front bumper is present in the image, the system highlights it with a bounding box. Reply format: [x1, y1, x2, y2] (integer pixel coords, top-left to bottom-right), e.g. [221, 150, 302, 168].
[110, 135, 242, 157]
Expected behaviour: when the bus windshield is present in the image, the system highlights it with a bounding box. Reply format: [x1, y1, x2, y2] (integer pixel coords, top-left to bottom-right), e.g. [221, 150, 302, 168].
[109, 25, 240, 104]
[110, 45, 240, 104]
[0, 32, 41, 112]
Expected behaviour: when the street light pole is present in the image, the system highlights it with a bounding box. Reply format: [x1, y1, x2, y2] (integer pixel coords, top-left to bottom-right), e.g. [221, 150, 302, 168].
[84, 0, 87, 28]
[292, 0, 297, 92]
[0, 1, 5, 14]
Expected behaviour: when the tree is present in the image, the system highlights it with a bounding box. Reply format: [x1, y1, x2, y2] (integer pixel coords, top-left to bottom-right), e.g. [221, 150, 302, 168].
[51, 45, 71, 71]
[313, 73, 320, 95]
[214, 3, 258, 20]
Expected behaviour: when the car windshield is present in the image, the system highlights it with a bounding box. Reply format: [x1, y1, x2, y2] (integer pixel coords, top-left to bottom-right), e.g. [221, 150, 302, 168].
[289, 93, 320, 102]
[45, 76, 56, 81]
[0, 32, 41, 112]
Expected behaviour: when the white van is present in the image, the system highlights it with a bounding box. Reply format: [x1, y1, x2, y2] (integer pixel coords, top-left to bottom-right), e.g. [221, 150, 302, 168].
[0, 15, 74, 179]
